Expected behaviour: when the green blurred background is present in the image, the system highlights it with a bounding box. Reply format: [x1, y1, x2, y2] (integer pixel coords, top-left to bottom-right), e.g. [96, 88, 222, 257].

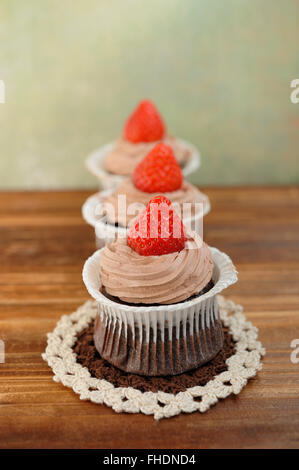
[0, 0, 298, 189]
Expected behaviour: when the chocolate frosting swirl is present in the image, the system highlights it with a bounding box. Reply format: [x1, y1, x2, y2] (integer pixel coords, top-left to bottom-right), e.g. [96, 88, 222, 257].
[104, 135, 191, 176]
[102, 179, 209, 227]
[99, 233, 213, 305]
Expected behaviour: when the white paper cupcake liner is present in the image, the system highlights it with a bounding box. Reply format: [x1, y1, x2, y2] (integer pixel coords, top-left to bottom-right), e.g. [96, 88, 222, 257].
[82, 189, 211, 248]
[82, 246, 238, 375]
[86, 139, 201, 190]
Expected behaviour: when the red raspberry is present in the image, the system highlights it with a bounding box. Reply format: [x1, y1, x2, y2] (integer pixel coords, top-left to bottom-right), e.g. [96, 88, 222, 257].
[127, 195, 186, 256]
[133, 143, 183, 193]
[124, 100, 166, 143]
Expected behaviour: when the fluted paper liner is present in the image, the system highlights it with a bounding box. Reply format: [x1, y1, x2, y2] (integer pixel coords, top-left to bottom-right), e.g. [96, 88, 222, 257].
[82, 188, 211, 248]
[82, 246, 238, 376]
[85, 139, 201, 190]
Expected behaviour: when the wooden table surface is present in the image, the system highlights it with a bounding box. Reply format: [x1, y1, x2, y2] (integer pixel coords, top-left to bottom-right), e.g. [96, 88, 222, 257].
[0, 186, 299, 449]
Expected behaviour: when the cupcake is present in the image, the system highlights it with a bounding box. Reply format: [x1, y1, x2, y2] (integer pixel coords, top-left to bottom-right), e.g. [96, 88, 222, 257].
[82, 143, 210, 246]
[83, 196, 238, 376]
[86, 100, 200, 189]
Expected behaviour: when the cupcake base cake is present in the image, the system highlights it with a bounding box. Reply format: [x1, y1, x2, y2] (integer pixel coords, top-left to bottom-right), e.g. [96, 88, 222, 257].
[94, 285, 223, 376]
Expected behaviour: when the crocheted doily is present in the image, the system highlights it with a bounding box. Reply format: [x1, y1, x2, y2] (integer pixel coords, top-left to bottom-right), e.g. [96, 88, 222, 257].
[42, 296, 265, 420]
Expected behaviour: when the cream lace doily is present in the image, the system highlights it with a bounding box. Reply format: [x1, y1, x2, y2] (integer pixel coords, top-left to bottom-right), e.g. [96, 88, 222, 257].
[42, 296, 265, 420]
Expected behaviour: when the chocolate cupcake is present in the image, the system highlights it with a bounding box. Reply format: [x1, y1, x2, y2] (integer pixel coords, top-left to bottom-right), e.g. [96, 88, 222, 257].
[82, 143, 210, 247]
[83, 196, 237, 376]
[86, 100, 200, 189]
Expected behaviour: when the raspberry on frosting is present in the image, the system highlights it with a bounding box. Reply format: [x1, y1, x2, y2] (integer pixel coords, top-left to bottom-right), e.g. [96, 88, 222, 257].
[127, 195, 186, 256]
[124, 100, 166, 143]
[133, 143, 183, 193]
